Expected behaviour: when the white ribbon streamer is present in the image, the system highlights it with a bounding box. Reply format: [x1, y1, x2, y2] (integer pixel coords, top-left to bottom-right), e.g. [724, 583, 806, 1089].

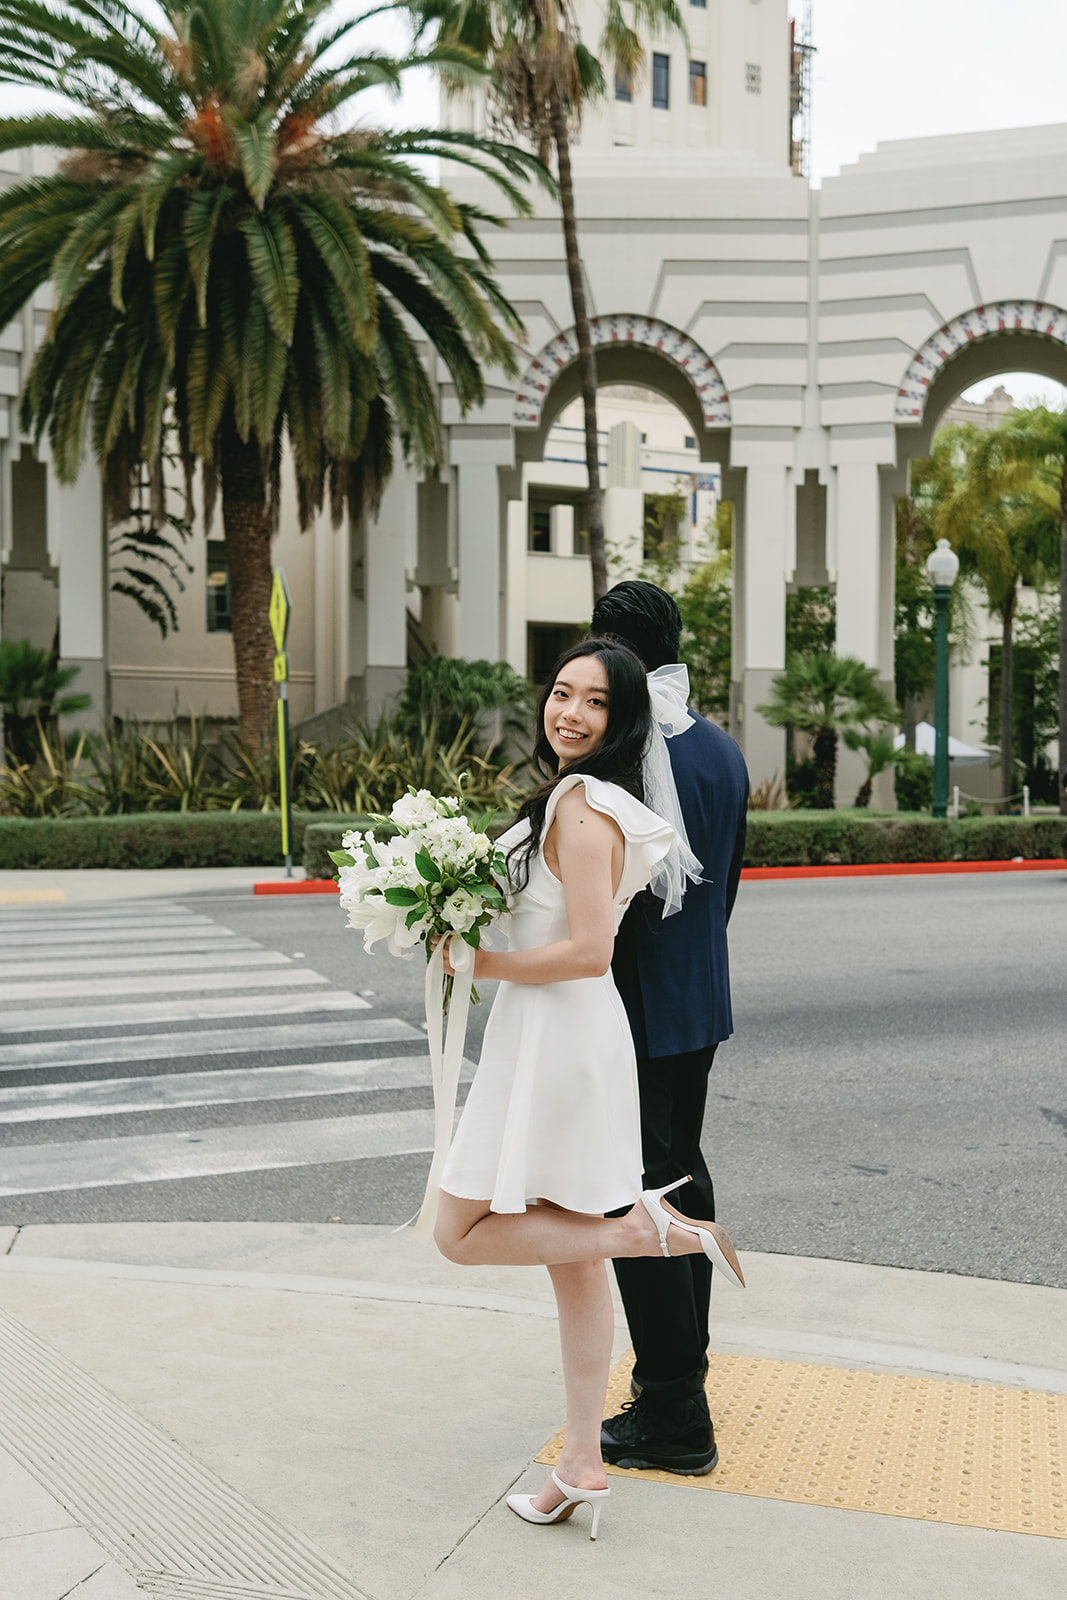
[412, 933, 476, 1242]
[644, 664, 704, 916]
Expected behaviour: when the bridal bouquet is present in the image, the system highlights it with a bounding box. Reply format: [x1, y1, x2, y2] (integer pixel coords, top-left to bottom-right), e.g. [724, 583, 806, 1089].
[332, 789, 510, 1240]
[330, 788, 508, 993]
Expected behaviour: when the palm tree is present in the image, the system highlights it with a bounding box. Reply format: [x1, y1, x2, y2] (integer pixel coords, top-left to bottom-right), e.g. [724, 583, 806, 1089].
[0, 0, 547, 746]
[935, 421, 1058, 811]
[412, 0, 685, 601]
[962, 406, 1067, 816]
[757, 654, 899, 810]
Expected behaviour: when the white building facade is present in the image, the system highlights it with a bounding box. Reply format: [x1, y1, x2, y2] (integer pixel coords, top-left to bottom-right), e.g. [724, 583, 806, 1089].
[3, 0, 1067, 799]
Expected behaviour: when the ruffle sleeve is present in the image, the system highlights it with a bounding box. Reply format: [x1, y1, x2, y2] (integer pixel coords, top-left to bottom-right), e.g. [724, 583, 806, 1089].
[544, 773, 676, 904]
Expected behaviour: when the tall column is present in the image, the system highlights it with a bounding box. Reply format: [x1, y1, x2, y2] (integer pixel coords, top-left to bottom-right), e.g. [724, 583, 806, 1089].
[364, 460, 414, 722]
[831, 432, 896, 807]
[51, 459, 106, 726]
[727, 443, 790, 785]
[450, 434, 514, 662]
[505, 499, 526, 673]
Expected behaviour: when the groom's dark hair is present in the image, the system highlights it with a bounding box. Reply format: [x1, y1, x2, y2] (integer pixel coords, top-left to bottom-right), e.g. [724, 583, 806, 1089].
[592, 580, 681, 671]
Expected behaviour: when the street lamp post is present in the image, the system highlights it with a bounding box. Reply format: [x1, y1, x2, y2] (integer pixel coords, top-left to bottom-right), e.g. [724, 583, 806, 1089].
[926, 538, 960, 819]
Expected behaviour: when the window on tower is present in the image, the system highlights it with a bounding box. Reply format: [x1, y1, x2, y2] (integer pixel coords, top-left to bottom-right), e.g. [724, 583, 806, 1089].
[690, 0, 707, 7]
[614, 67, 632, 102]
[745, 62, 762, 94]
[652, 53, 670, 110]
[689, 61, 707, 106]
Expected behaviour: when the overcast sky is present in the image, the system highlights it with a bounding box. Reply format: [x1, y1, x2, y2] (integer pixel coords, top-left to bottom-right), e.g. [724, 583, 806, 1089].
[804, 0, 1067, 405]
[807, 0, 1066, 181]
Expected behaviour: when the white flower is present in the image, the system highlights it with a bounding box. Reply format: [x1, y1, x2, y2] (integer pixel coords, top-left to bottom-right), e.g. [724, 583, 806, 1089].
[340, 829, 363, 853]
[472, 833, 492, 860]
[390, 790, 441, 828]
[442, 888, 481, 933]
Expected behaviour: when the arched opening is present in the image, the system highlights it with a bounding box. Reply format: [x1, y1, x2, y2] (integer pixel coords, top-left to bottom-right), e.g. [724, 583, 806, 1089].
[890, 310, 1067, 808]
[506, 321, 732, 697]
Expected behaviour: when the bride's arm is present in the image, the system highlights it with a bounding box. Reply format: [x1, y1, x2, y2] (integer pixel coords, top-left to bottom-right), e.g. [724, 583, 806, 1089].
[460, 786, 622, 986]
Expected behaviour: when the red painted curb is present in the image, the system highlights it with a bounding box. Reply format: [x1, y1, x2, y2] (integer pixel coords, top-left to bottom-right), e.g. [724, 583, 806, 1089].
[254, 878, 339, 895]
[742, 859, 1067, 881]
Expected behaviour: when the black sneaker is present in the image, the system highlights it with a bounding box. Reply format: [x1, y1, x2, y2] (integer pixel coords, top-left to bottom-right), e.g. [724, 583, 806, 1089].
[601, 1392, 719, 1476]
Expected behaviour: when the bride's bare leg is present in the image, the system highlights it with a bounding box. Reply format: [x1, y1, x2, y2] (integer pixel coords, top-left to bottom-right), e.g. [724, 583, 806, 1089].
[434, 1190, 691, 1265]
[529, 1259, 613, 1513]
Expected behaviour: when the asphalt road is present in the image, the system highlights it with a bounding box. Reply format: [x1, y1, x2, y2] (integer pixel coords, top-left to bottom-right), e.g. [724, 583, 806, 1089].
[1, 873, 1064, 1288]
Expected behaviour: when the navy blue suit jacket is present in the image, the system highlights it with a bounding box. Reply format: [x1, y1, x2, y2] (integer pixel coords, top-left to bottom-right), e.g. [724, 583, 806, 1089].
[612, 713, 749, 1059]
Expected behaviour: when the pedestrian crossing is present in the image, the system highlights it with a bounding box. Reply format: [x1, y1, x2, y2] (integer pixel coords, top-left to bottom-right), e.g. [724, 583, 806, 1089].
[0, 899, 459, 1210]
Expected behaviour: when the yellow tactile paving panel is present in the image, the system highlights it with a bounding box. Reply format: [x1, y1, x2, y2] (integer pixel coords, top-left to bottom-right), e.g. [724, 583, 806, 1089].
[537, 1351, 1067, 1539]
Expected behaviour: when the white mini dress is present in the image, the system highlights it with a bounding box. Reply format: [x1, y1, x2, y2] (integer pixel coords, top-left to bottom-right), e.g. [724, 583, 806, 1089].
[440, 772, 675, 1216]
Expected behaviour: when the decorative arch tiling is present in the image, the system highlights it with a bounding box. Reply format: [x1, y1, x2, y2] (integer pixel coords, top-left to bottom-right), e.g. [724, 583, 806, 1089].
[894, 301, 1067, 423]
[513, 315, 731, 429]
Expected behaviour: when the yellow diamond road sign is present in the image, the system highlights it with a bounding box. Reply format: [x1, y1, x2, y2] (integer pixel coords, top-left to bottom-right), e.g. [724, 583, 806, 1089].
[269, 569, 291, 653]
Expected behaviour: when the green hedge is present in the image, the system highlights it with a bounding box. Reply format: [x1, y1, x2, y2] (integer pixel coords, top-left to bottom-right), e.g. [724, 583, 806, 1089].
[743, 812, 1067, 868]
[1, 806, 1062, 874]
[0, 810, 323, 870]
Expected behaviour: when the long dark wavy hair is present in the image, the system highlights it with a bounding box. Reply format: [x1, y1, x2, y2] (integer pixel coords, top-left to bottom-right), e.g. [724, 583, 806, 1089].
[507, 637, 651, 893]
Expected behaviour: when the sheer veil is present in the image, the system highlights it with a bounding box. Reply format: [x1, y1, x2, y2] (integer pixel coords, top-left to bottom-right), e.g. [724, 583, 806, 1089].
[642, 664, 704, 917]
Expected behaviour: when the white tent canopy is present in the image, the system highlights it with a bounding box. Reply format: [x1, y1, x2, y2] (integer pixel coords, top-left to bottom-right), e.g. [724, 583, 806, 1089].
[893, 722, 990, 766]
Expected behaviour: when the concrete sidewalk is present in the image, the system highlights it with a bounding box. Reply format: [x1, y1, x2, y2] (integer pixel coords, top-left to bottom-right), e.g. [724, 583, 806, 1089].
[0, 1223, 1064, 1600]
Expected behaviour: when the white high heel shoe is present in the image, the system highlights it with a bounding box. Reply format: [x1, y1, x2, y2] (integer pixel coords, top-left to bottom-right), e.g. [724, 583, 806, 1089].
[641, 1176, 746, 1289]
[507, 1469, 610, 1540]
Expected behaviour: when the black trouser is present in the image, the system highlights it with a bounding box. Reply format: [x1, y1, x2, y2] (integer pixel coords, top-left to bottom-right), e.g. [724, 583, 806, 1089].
[612, 1044, 718, 1403]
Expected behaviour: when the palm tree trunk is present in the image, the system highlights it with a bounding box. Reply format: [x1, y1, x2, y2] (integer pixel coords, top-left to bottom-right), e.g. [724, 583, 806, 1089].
[1060, 473, 1067, 816]
[814, 726, 836, 809]
[549, 87, 607, 601]
[219, 416, 276, 751]
[998, 590, 1016, 814]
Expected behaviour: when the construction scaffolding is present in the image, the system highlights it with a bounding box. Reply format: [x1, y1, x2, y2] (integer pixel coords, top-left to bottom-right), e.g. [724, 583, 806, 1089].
[789, 1, 815, 177]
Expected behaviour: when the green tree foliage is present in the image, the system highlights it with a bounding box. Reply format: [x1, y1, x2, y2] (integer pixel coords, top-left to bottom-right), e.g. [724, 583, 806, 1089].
[0, 0, 546, 747]
[842, 727, 897, 809]
[935, 421, 1059, 806]
[0, 638, 90, 765]
[986, 600, 1061, 802]
[412, 0, 685, 600]
[963, 406, 1067, 814]
[396, 656, 533, 745]
[757, 654, 899, 811]
[677, 557, 731, 719]
[786, 585, 835, 660]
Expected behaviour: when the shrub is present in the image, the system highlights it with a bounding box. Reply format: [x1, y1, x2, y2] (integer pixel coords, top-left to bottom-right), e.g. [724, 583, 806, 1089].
[954, 817, 1065, 860]
[0, 811, 321, 871]
[742, 811, 1065, 868]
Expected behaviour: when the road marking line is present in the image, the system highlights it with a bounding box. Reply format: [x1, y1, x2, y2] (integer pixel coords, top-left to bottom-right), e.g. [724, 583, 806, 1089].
[0, 968, 328, 1002]
[0, 1017, 423, 1073]
[0, 990, 370, 1035]
[0, 1108, 436, 1194]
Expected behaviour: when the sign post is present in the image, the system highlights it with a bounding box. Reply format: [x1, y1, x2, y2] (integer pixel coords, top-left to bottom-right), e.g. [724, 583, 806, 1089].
[269, 569, 294, 877]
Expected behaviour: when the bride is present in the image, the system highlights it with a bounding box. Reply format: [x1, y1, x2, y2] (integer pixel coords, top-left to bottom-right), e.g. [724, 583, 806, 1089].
[432, 638, 744, 1541]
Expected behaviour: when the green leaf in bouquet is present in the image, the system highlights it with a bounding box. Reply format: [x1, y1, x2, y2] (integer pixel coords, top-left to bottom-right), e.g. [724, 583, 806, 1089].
[406, 906, 426, 929]
[415, 851, 441, 883]
[327, 850, 355, 868]
[481, 885, 504, 906]
[461, 927, 481, 948]
[384, 887, 421, 907]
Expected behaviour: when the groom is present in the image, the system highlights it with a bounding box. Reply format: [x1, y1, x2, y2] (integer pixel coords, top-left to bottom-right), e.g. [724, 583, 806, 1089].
[592, 580, 749, 1475]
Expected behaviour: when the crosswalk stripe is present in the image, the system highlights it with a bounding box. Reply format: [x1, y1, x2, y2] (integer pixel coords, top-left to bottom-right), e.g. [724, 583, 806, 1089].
[0, 1017, 423, 1073]
[0, 915, 222, 937]
[0, 967, 328, 1002]
[0, 1107, 436, 1194]
[0, 927, 241, 951]
[0, 990, 371, 1035]
[0, 1055, 468, 1123]
[0, 937, 264, 964]
[0, 948, 290, 980]
[0, 911, 210, 933]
